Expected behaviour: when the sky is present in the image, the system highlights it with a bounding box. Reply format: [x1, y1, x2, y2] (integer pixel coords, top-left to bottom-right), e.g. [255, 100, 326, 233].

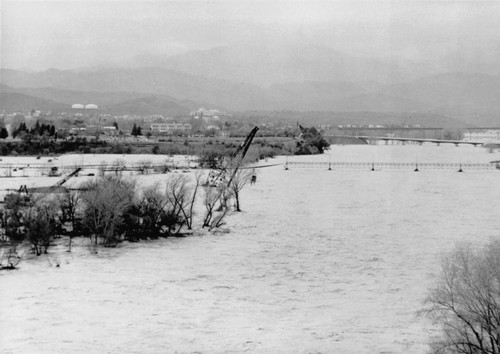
[1, 0, 500, 71]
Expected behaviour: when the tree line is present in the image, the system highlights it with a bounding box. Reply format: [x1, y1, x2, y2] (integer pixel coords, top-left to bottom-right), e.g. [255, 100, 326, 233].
[12, 121, 57, 139]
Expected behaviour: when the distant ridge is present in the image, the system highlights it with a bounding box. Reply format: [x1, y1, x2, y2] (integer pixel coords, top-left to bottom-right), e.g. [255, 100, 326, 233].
[0, 84, 218, 116]
[140, 42, 437, 86]
[1, 65, 500, 125]
[105, 96, 191, 116]
[0, 92, 67, 112]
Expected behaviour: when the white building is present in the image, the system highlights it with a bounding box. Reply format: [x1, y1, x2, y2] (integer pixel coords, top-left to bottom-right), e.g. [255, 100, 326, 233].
[463, 128, 500, 142]
[150, 123, 192, 133]
[190, 107, 230, 120]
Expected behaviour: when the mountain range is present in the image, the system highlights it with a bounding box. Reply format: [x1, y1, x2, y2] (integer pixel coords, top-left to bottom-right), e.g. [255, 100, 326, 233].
[1, 42, 499, 126]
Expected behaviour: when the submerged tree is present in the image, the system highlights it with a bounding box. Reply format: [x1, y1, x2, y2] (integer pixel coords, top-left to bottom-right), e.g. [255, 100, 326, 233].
[81, 176, 135, 247]
[2, 194, 26, 243]
[164, 175, 190, 235]
[57, 190, 81, 252]
[227, 168, 253, 212]
[202, 186, 230, 231]
[181, 171, 204, 229]
[126, 183, 170, 240]
[110, 159, 126, 176]
[426, 240, 500, 354]
[24, 199, 58, 256]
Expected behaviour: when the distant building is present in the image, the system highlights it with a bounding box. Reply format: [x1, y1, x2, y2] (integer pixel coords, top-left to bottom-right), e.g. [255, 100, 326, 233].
[30, 110, 41, 117]
[102, 126, 118, 136]
[190, 107, 230, 120]
[72, 104, 85, 109]
[85, 104, 98, 109]
[463, 128, 500, 142]
[206, 125, 221, 131]
[68, 127, 87, 135]
[150, 123, 192, 133]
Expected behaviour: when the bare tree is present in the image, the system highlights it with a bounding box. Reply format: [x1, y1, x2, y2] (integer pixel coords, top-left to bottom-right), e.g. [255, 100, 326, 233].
[81, 176, 135, 247]
[57, 190, 81, 252]
[165, 175, 189, 235]
[178, 171, 204, 229]
[0, 207, 24, 269]
[24, 199, 58, 255]
[227, 168, 253, 212]
[189, 171, 204, 228]
[2, 193, 28, 243]
[202, 186, 229, 230]
[131, 183, 170, 239]
[426, 241, 500, 354]
[137, 160, 153, 175]
[111, 159, 126, 175]
[0, 246, 23, 270]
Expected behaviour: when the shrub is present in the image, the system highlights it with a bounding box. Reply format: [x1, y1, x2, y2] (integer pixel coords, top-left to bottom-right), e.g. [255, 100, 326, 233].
[0, 246, 23, 269]
[24, 201, 57, 255]
[198, 146, 229, 169]
[80, 176, 135, 247]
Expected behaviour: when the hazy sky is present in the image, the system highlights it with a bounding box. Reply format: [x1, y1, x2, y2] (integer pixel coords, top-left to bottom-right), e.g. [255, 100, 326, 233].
[2, 0, 500, 71]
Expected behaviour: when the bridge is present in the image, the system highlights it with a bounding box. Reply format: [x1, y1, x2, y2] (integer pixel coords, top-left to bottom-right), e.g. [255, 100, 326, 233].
[324, 135, 484, 147]
[358, 136, 483, 147]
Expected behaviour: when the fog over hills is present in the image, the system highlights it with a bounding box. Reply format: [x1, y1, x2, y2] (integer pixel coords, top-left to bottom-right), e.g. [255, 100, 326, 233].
[140, 42, 439, 86]
[1, 42, 500, 126]
[0, 67, 272, 111]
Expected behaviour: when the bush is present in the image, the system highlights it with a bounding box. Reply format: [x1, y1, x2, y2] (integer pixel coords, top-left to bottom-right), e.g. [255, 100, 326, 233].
[80, 176, 135, 247]
[198, 146, 229, 169]
[426, 240, 500, 354]
[24, 201, 57, 255]
[294, 126, 330, 155]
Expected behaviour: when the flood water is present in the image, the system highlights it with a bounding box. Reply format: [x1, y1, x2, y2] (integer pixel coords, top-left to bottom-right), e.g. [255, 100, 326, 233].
[1, 144, 499, 353]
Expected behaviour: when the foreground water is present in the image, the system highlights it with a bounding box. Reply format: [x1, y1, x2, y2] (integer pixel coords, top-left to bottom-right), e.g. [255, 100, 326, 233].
[1, 145, 499, 353]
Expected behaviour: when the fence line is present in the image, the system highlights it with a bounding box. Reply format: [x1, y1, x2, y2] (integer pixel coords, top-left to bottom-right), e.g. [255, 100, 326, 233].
[286, 161, 497, 170]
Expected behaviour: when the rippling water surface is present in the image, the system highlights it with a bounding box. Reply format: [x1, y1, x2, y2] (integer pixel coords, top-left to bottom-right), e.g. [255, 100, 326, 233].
[1, 145, 499, 353]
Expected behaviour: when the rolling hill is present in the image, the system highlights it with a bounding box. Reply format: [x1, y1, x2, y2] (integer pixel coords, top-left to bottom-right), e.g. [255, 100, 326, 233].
[0, 84, 215, 116]
[0, 67, 271, 111]
[0, 92, 68, 113]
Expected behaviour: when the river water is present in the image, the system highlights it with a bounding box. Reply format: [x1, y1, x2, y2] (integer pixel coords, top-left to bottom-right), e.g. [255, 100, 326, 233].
[1, 144, 499, 353]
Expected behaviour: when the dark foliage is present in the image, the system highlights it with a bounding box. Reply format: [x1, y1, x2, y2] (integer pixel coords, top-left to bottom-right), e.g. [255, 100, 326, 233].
[295, 126, 330, 155]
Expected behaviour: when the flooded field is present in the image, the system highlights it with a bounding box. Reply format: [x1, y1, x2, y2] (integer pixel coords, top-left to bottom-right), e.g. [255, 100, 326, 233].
[1, 145, 500, 353]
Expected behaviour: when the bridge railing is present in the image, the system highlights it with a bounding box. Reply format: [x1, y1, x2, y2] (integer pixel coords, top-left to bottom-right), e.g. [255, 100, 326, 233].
[286, 161, 497, 170]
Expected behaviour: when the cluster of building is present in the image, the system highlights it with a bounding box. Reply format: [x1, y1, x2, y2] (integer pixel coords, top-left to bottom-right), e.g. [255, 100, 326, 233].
[150, 123, 192, 133]
[190, 107, 231, 120]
